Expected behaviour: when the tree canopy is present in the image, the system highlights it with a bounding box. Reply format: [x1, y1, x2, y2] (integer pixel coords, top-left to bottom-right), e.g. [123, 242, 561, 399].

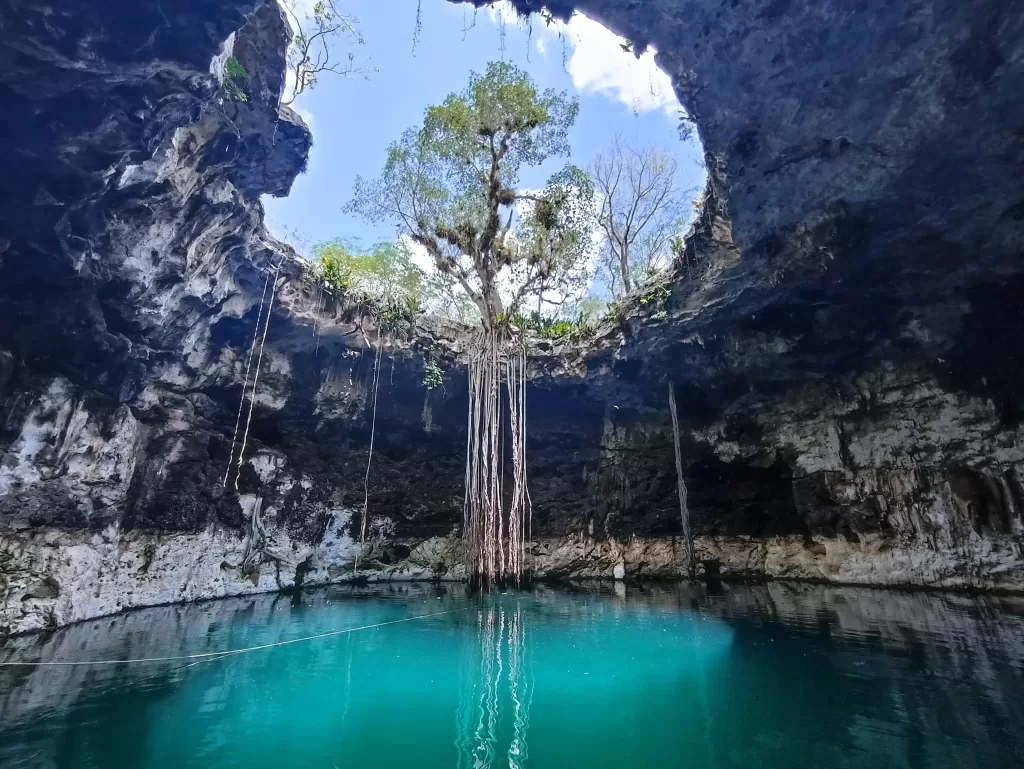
[347, 61, 595, 327]
[590, 135, 692, 296]
[281, 0, 367, 106]
[315, 239, 427, 313]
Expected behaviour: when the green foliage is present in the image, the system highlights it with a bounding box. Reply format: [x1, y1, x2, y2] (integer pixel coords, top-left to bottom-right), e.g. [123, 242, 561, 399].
[509, 310, 596, 344]
[347, 61, 594, 325]
[282, 0, 365, 105]
[577, 296, 608, 324]
[314, 240, 429, 329]
[638, 279, 671, 306]
[423, 359, 443, 390]
[221, 56, 250, 102]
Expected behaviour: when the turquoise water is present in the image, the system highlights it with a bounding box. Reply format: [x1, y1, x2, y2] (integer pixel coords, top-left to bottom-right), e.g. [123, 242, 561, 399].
[1, 583, 1023, 768]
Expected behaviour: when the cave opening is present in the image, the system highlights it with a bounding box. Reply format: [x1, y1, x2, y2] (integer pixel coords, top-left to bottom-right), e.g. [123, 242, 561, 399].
[262, 0, 708, 307]
[5, 0, 1024, 763]
[234, 0, 714, 586]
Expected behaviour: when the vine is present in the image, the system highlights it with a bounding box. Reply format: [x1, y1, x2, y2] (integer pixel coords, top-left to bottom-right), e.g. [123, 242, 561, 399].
[668, 380, 695, 580]
[412, 0, 423, 55]
[220, 56, 250, 103]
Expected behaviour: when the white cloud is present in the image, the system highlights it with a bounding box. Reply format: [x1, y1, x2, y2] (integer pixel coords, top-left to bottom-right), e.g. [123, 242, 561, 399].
[400, 235, 435, 275]
[478, 1, 679, 118]
[562, 14, 679, 117]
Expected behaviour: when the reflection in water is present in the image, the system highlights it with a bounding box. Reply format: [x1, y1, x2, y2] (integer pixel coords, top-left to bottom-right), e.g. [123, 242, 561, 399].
[456, 604, 534, 769]
[0, 582, 1023, 768]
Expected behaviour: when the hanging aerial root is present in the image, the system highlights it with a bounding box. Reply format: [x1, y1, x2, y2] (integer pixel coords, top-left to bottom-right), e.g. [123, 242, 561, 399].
[464, 328, 531, 590]
[668, 380, 696, 580]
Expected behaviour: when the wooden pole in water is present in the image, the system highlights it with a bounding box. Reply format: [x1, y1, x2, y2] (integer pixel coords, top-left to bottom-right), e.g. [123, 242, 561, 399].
[668, 380, 696, 581]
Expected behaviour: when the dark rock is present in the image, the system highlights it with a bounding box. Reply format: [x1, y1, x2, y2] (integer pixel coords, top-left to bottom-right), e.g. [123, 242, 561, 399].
[2, 0, 1024, 633]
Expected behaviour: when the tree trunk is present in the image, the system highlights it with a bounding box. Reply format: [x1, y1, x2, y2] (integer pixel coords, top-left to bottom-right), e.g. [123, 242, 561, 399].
[620, 244, 632, 294]
[668, 380, 696, 581]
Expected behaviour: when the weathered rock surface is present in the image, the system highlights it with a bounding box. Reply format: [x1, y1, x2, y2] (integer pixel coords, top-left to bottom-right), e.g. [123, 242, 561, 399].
[2, 0, 1024, 635]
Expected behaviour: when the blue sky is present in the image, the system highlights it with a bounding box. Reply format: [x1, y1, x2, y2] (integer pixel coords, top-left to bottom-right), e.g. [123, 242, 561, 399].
[263, 0, 706, 255]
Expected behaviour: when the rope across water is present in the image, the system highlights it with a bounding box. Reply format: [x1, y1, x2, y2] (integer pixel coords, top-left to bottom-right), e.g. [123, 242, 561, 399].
[0, 608, 464, 668]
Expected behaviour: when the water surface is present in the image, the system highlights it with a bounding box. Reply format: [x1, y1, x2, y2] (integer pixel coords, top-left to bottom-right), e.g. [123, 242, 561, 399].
[1, 582, 1023, 768]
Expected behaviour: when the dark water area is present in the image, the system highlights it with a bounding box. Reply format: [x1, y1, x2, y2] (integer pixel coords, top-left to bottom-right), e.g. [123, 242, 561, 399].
[1, 582, 1023, 768]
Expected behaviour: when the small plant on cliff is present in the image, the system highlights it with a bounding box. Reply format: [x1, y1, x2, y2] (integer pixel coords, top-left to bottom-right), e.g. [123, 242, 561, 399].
[221, 56, 250, 102]
[423, 359, 443, 390]
[637, 277, 671, 306]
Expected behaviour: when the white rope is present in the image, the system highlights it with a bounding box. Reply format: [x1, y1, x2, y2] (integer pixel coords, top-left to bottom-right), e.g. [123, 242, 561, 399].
[0, 608, 464, 668]
[354, 339, 383, 574]
[235, 260, 283, 490]
[223, 267, 274, 488]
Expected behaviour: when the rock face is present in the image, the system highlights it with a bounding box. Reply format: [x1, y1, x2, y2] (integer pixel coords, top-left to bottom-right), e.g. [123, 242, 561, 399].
[2, 0, 1024, 635]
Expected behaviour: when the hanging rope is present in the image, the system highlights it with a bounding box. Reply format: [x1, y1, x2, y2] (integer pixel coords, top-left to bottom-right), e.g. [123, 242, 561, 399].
[0, 609, 465, 668]
[235, 260, 283, 491]
[354, 335, 383, 574]
[223, 267, 274, 488]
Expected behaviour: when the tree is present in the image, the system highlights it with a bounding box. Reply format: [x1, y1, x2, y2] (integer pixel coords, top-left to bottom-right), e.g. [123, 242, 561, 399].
[590, 135, 691, 295]
[281, 0, 366, 106]
[314, 239, 427, 312]
[348, 61, 594, 588]
[348, 61, 593, 327]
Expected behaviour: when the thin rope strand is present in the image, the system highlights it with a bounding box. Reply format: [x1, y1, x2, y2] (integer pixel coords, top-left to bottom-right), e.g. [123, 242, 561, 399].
[354, 339, 383, 573]
[222, 267, 273, 488]
[235, 260, 283, 490]
[0, 608, 465, 668]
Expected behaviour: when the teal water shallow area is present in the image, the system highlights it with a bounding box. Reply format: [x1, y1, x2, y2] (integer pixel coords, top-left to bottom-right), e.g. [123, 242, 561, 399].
[1, 582, 1023, 768]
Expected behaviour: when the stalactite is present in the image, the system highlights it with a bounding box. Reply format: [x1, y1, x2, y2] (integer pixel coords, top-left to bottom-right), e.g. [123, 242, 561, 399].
[668, 380, 696, 580]
[222, 266, 273, 488]
[235, 260, 282, 491]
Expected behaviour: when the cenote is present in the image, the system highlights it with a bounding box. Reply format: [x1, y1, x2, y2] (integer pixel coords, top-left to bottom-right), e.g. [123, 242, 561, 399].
[3, 0, 1024, 767]
[2, 583, 1024, 768]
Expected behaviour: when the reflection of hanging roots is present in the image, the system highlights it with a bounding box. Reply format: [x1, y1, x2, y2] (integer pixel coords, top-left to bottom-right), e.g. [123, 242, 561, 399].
[455, 604, 533, 769]
[465, 329, 531, 589]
